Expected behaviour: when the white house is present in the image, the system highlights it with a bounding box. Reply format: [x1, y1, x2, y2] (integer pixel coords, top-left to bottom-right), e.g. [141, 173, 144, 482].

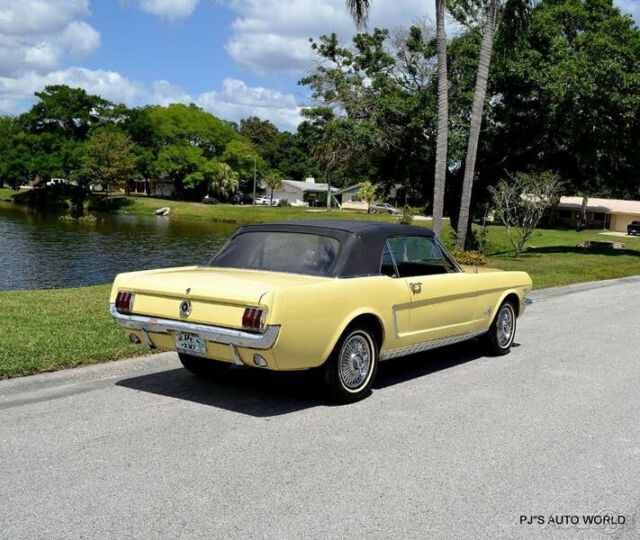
[266, 177, 339, 206]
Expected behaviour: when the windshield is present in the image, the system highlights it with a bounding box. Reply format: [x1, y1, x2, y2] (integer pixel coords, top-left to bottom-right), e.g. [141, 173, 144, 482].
[210, 231, 340, 276]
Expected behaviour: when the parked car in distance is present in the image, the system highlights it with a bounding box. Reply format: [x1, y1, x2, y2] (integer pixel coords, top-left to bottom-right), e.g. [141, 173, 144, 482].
[110, 221, 532, 403]
[254, 197, 279, 206]
[627, 221, 640, 235]
[371, 202, 399, 214]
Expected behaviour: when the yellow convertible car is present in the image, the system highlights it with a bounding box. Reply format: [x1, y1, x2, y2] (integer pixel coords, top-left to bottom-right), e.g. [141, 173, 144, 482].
[110, 220, 532, 402]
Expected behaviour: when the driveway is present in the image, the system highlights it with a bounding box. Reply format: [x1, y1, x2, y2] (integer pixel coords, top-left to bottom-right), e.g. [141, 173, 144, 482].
[1, 277, 640, 539]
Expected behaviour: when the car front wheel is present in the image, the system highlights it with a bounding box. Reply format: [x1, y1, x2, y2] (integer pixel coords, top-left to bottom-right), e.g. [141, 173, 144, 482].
[322, 326, 378, 404]
[484, 301, 517, 356]
[178, 353, 229, 376]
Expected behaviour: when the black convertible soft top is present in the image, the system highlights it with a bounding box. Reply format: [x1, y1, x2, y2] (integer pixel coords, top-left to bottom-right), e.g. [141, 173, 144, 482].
[224, 220, 435, 278]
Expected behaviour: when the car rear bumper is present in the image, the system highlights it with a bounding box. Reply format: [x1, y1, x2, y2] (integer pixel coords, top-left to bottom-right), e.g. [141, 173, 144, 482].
[109, 304, 280, 350]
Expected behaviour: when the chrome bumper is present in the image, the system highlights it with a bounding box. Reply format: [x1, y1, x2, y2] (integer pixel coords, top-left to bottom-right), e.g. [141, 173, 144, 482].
[109, 304, 280, 350]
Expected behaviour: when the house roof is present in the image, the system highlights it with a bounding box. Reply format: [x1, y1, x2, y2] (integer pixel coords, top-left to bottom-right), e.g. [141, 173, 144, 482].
[559, 197, 640, 216]
[335, 183, 362, 195]
[281, 179, 338, 193]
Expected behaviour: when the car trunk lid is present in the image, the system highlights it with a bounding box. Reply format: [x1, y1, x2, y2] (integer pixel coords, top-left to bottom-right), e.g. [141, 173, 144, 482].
[119, 266, 325, 329]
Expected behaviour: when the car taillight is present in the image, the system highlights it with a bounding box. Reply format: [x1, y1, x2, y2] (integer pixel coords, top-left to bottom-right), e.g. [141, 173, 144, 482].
[115, 291, 135, 313]
[242, 307, 265, 331]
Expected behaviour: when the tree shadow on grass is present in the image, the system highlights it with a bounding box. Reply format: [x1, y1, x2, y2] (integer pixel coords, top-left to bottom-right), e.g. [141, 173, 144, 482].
[116, 340, 487, 417]
[524, 245, 640, 257]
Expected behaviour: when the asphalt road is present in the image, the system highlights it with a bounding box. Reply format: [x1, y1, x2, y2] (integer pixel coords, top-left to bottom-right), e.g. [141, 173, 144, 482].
[2, 277, 640, 539]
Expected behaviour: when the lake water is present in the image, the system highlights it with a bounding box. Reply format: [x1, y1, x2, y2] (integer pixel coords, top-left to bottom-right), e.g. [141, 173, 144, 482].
[0, 204, 238, 291]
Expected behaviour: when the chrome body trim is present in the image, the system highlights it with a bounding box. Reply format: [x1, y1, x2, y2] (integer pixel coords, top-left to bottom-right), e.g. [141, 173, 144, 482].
[110, 304, 280, 350]
[381, 329, 486, 360]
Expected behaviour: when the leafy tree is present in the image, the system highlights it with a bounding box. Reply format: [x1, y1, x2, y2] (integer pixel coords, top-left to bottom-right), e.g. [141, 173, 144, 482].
[489, 0, 640, 200]
[263, 171, 284, 203]
[82, 130, 135, 197]
[301, 27, 438, 206]
[359, 181, 378, 213]
[21, 85, 111, 140]
[239, 117, 280, 156]
[146, 104, 237, 158]
[157, 144, 204, 194]
[221, 138, 263, 181]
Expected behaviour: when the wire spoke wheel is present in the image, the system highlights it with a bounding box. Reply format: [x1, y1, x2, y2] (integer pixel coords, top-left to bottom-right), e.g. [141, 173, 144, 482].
[338, 333, 372, 390]
[496, 304, 514, 348]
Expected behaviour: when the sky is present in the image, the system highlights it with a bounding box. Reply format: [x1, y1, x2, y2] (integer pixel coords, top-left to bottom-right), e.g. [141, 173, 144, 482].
[0, 0, 638, 131]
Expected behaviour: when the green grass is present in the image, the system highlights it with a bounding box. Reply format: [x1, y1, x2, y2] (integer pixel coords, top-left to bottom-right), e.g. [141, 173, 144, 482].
[0, 285, 145, 379]
[480, 226, 640, 289]
[117, 195, 402, 224]
[0, 187, 26, 202]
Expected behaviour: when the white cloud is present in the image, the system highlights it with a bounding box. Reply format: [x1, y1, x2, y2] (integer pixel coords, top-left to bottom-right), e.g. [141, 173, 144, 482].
[225, 0, 436, 73]
[0, 0, 90, 35]
[138, 0, 200, 20]
[0, 67, 145, 110]
[194, 78, 302, 129]
[0, 68, 302, 131]
[0, 0, 99, 76]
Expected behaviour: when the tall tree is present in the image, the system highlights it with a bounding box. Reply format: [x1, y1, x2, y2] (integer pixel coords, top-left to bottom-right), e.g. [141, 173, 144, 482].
[453, 0, 532, 249]
[433, 0, 449, 239]
[345, 0, 450, 237]
[82, 130, 135, 197]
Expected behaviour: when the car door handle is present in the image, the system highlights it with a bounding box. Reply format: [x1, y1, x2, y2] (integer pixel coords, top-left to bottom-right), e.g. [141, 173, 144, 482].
[409, 282, 422, 294]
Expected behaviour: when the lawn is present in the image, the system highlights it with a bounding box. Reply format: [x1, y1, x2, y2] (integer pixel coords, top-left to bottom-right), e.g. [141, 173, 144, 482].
[116, 195, 402, 224]
[0, 187, 26, 202]
[481, 226, 640, 289]
[0, 285, 144, 378]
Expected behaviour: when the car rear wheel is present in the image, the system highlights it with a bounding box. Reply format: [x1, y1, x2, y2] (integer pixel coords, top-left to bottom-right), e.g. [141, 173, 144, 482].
[484, 300, 517, 356]
[322, 326, 378, 404]
[178, 353, 229, 376]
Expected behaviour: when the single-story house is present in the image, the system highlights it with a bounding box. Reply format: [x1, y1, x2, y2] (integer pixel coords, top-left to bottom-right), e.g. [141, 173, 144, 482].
[556, 196, 640, 232]
[336, 183, 368, 211]
[265, 177, 339, 207]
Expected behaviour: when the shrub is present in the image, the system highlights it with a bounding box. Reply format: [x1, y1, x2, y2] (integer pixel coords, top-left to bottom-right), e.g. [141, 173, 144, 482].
[450, 249, 488, 266]
[277, 199, 291, 207]
[398, 206, 417, 224]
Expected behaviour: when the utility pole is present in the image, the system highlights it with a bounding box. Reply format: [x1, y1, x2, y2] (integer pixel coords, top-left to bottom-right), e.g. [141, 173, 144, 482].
[252, 156, 257, 205]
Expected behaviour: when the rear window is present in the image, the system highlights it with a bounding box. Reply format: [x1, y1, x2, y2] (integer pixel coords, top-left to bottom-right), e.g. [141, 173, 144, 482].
[210, 232, 340, 276]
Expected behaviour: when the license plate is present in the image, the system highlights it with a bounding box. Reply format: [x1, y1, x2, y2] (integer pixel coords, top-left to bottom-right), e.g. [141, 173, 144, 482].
[175, 332, 206, 356]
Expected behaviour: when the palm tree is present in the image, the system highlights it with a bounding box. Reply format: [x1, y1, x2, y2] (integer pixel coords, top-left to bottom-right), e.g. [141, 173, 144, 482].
[455, 0, 532, 250]
[432, 0, 449, 239]
[210, 163, 239, 200]
[263, 171, 283, 204]
[346, 0, 449, 238]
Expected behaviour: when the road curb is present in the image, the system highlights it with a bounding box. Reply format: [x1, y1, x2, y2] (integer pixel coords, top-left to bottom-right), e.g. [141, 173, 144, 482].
[0, 352, 178, 401]
[529, 275, 640, 301]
